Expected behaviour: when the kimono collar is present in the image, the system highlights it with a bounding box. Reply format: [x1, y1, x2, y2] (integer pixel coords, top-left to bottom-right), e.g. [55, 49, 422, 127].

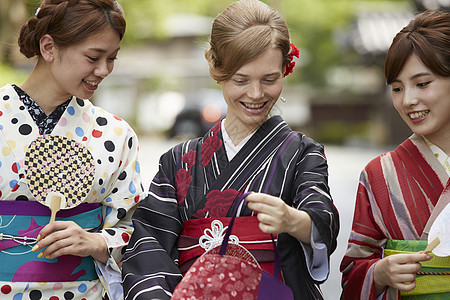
[424, 137, 450, 176]
[13, 84, 71, 135]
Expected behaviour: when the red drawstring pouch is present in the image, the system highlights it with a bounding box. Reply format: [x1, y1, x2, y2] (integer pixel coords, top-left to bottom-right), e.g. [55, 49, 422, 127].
[172, 192, 294, 300]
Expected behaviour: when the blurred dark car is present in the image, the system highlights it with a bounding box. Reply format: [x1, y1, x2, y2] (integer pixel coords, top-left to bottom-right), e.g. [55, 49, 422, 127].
[170, 89, 227, 139]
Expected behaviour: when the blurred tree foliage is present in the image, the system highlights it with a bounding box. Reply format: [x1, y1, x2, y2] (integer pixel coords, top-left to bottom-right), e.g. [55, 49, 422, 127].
[2, 0, 406, 88]
[120, 0, 230, 42]
[120, 0, 405, 87]
[120, 0, 357, 87]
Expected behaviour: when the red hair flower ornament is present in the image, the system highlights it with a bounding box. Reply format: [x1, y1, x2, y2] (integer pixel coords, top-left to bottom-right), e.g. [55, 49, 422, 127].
[283, 43, 300, 77]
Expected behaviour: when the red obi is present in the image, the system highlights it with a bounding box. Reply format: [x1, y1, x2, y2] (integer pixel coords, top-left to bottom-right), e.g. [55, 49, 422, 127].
[177, 216, 277, 275]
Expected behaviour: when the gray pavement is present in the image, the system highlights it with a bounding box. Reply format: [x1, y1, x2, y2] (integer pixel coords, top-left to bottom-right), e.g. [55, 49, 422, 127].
[322, 144, 385, 299]
[137, 136, 386, 299]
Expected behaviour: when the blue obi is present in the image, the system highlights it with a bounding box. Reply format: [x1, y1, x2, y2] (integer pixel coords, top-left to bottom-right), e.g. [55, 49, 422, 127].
[0, 201, 102, 282]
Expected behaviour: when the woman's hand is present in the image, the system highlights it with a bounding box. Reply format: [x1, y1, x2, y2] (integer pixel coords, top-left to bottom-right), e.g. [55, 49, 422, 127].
[373, 253, 433, 295]
[32, 221, 109, 263]
[245, 192, 312, 243]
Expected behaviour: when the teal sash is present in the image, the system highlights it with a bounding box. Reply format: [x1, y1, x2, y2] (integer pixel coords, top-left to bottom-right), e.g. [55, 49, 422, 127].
[0, 201, 102, 282]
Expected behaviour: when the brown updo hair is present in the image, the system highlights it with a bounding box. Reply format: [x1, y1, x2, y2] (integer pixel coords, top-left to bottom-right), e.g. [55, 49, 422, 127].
[205, 0, 291, 82]
[385, 9, 450, 85]
[18, 0, 126, 58]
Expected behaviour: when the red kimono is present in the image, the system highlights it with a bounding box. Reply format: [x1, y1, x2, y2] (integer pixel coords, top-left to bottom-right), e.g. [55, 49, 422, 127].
[340, 134, 450, 299]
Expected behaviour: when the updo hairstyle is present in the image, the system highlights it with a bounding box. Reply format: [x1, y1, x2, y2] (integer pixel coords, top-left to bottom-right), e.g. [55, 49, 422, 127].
[384, 9, 450, 85]
[18, 0, 126, 58]
[205, 0, 291, 82]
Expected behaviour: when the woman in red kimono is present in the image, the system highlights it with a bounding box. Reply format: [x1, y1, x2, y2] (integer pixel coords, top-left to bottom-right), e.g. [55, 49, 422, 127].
[340, 9, 450, 300]
[122, 0, 339, 299]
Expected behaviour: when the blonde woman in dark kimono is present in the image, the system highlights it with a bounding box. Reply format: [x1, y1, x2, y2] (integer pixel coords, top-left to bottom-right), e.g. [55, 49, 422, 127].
[123, 1, 339, 299]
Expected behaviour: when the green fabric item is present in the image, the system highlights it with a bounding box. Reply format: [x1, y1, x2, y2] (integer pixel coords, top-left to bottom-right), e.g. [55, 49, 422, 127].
[384, 240, 450, 299]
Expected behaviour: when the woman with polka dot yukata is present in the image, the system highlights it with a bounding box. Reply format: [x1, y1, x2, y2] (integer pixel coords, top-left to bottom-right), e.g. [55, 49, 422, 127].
[0, 0, 145, 299]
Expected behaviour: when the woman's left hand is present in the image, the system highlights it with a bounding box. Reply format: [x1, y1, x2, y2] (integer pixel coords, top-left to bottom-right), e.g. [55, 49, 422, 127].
[32, 220, 109, 263]
[245, 192, 312, 243]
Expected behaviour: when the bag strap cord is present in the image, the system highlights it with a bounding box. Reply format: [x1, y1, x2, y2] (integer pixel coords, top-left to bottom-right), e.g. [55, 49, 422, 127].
[417, 272, 450, 275]
[219, 191, 282, 279]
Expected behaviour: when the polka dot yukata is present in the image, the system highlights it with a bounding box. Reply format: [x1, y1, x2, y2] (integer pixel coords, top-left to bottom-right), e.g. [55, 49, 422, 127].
[0, 84, 146, 299]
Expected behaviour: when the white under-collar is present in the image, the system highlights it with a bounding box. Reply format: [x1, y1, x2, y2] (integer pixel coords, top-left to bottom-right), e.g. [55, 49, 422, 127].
[424, 137, 450, 176]
[221, 120, 255, 161]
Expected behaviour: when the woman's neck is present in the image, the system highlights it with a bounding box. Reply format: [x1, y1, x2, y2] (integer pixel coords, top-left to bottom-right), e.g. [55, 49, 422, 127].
[20, 62, 71, 115]
[223, 117, 266, 146]
[224, 116, 269, 146]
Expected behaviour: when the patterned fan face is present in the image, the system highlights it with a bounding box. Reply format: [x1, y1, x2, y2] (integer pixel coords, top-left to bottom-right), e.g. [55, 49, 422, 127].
[24, 135, 95, 209]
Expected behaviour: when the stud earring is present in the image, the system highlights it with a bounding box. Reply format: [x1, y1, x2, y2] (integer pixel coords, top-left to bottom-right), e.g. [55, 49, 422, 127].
[280, 96, 286, 103]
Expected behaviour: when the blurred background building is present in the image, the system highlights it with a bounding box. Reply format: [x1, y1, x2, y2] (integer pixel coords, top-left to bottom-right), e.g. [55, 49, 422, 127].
[1, 0, 449, 147]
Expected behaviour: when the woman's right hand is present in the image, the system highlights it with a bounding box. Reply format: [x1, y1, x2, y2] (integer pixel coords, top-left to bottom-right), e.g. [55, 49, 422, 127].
[33, 220, 109, 263]
[373, 253, 433, 295]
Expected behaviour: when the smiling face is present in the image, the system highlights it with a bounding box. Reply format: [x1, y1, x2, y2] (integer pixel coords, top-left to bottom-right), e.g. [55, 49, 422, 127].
[50, 26, 121, 101]
[219, 47, 284, 139]
[391, 54, 450, 146]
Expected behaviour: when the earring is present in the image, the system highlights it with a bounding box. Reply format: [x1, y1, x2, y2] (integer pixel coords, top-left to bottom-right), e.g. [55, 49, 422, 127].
[280, 96, 286, 103]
